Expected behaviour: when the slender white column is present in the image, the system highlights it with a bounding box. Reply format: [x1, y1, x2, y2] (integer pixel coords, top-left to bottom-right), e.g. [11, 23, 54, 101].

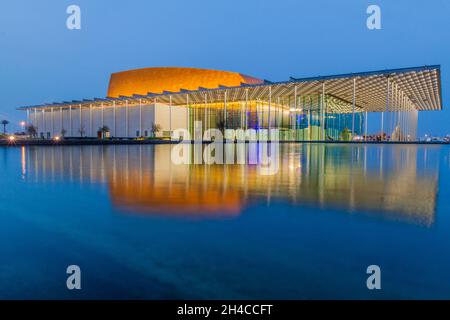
[277, 97, 281, 129]
[139, 99, 142, 136]
[415, 109, 418, 140]
[399, 93, 403, 140]
[101, 103, 104, 127]
[125, 100, 129, 138]
[404, 101, 407, 141]
[406, 105, 410, 141]
[403, 100, 406, 141]
[204, 93, 208, 130]
[42, 109, 46, 137]
[245, 89, 249, 131]
[169, 95, 172, 134]
[60, 107, 63, 135]
[154, 97, 157, 136]
[394, 83, 398, 137]
[69, 105, 73, 137]
[364, 111, 368, 141]
[382, 77, 390, 140]
[186, 95, 189, 135]
[294, 85, 297, 134]
[113, 101, 116, 137]
[89, 104, 93, 137]
[351, 78, 356, 136]
[268, 86, 272, 134]
[406, 101, 410, 141]
[321, 82, 325, 140]
[258, 99, 264, 128]
[34, 108, 38, 128]
[224, 91, 227, 130]
[404, 104, 408, 141]
[79, 104, 82, 137]
[308, 96, 311, 141]
[51, 107, 54, 136]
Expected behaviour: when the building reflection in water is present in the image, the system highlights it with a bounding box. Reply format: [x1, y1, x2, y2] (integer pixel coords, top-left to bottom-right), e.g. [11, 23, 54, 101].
[22, 143, 439, 225]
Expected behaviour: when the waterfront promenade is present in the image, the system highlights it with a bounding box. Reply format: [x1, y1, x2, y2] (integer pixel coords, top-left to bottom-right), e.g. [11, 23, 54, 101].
[0, 138, 447, 146]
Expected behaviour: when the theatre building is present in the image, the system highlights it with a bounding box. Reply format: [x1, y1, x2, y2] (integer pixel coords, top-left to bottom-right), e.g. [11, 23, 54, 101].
[18, 65, 442, 141]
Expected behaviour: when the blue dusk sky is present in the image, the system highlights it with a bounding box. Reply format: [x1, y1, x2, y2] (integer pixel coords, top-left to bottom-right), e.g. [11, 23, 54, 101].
[0, 0, 448, 136]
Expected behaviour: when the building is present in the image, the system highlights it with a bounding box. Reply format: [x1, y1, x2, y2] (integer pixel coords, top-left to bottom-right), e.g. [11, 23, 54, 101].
[18, 65, 442, 141]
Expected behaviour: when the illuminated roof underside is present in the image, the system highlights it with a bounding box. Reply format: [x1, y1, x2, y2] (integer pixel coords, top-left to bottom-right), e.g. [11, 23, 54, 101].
[19, 65, 442, 112]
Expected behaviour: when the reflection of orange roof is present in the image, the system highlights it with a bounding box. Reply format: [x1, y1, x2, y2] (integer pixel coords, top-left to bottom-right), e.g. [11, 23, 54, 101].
[107, 67, 263, 98]
[108, 167, 244, 217]
[110, 184, 242, 217]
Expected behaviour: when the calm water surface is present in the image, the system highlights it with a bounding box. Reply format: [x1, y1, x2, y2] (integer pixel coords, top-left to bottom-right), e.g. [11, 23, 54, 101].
[0, 143, 449, 299]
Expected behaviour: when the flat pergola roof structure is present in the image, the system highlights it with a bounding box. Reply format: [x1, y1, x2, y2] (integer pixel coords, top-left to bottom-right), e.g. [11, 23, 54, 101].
[18, 65, 442, 113]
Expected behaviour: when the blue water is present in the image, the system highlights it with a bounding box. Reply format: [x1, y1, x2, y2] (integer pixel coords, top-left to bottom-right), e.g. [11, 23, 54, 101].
[0, 143, 449, 299]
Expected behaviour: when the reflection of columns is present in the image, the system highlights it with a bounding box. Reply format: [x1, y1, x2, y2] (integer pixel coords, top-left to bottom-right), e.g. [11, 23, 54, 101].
[34, 108, 38, 128]
[351, 78, 356, 136]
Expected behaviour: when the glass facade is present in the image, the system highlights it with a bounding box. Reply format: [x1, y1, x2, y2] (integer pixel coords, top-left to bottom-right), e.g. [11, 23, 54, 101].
[187, 93, 364, 141]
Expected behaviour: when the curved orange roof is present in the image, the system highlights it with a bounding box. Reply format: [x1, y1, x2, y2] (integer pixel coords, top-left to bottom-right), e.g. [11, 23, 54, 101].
[107, 67, 263, 98]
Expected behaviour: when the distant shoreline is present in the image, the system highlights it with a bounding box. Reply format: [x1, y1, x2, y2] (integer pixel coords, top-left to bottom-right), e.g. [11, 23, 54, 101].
[0, 139, 448, 146]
